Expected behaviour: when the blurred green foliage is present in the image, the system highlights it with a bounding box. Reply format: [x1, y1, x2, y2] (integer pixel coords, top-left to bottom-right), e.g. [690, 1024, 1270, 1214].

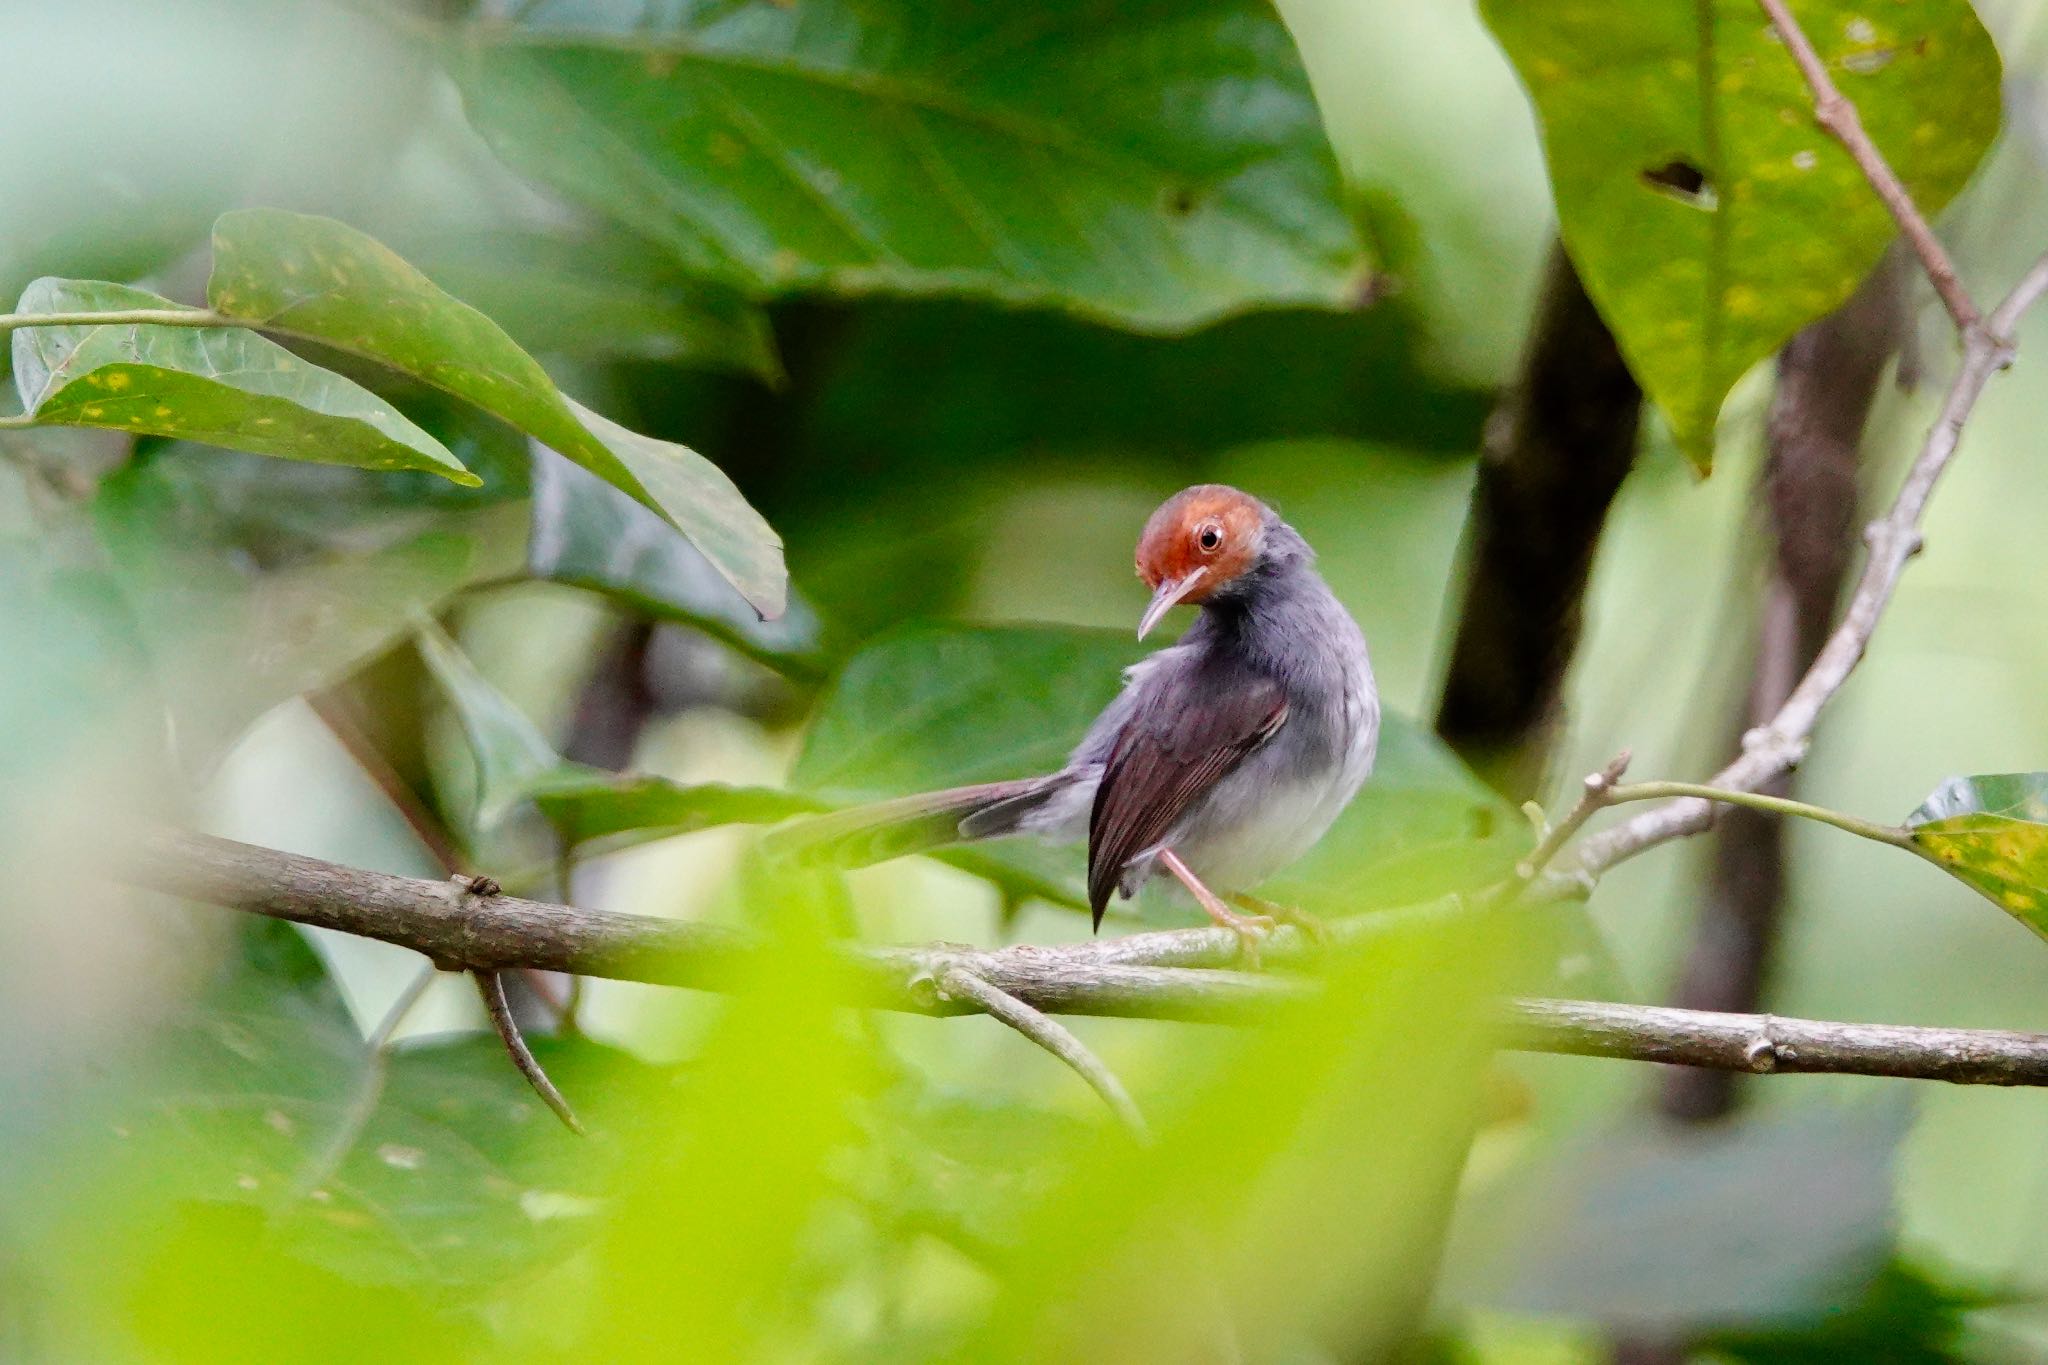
[1, 0, 2045, 1360]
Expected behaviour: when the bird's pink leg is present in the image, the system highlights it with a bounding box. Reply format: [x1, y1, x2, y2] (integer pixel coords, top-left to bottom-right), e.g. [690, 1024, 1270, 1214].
[1230, 892, 1331, 946]
[1157, 849, 1273, 962]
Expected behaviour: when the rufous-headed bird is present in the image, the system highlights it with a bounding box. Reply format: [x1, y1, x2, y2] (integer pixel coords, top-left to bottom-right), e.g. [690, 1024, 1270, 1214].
[771, 485, 1379, 953]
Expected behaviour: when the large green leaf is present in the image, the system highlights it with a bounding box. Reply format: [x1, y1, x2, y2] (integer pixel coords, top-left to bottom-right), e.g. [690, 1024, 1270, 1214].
[444, 0, 1371, 332]
[204, 208, 786, 617]
[1482, 0, 1999, 468]
[791, 624, 1524, 914]
[404, 227, 781, 377]
[1906, 773, 2048, 937]
[9, 279, 473, 484]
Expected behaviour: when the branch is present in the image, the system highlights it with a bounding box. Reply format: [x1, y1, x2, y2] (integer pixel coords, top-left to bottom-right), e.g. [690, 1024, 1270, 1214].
[1510, 998, 2048, 1086]
[1435, 243, 1643, 799]
[1557, 251, 2048, 889]
[1754, 0, 1979, 332]
[121, 829, 2048, 1091]
[939, 967, 1150, 1140]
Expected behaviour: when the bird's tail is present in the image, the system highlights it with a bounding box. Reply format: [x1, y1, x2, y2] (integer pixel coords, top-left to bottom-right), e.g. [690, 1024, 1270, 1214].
[763, 774, 1069, 868]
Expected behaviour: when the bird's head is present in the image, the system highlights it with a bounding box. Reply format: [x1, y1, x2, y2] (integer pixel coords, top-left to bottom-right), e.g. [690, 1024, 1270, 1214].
[1133, 484, 1284, 639]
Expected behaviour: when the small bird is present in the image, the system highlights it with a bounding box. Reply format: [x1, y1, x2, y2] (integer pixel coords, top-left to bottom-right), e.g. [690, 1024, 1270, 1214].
[774, 485, 1379, 953]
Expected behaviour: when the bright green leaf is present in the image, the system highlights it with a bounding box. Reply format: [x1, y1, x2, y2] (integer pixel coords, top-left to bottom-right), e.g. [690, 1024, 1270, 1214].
[1482, 0, 1999, 467]
[9, 278, 474, 484]
[1906, 772, 2048, 936]
[204, 208, 786, 617]
[528, 449, 822, 676]
[444, 0, 1371, 332]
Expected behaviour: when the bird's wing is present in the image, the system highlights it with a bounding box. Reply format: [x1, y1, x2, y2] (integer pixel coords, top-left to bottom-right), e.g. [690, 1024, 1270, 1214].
[1086, 656, 1288, 925]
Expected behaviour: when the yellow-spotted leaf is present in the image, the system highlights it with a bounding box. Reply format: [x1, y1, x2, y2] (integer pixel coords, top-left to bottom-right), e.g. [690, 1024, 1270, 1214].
[1482, 0, 1999, 468]
[1907, 773, 2048, 937]
[205, 208, 785, 618]
[9, 278, 474, 483]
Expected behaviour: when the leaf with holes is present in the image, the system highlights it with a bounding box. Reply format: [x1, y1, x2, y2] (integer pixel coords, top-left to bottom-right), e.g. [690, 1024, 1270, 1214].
[10, 279, 474, 483]
[1481, 0, 1999, 468]
[204, 208, 786, 617]
[1907, 773, 2048, 939]
[444, 0, 1371, 332]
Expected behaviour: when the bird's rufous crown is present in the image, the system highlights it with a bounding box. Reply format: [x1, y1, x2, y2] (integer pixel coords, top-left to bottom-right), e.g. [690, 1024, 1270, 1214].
[1134, 484, 1267, 600]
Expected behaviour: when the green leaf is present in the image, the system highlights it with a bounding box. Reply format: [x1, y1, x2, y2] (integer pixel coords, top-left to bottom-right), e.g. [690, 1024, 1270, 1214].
[415, 620, 816, 845]
[403, 228, 782, 378]
[82, 459, 524, 768]
[204, 208, 786, 617]
[791, 624, 1523, 914]
[9, 279, 474, 484]
[528, 449, 822, 675]
[1446, 1101, 1912, 1332]
[444, 0, 1371, 332]
[1481, 0, 2000, 468]
[1906, 772, 2048, 936]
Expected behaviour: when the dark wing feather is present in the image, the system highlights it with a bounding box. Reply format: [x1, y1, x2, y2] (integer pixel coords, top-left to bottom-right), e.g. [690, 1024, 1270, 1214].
[1086, 655, 1288, 926]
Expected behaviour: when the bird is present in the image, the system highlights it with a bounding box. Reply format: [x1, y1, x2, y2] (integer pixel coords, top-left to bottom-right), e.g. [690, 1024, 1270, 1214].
[770, 485, 1379, 955]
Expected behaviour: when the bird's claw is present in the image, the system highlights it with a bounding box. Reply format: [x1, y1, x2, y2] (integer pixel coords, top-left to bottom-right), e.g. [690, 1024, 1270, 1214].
[1231, 894, 1330, 948]
[1208, 906, 1275, 965]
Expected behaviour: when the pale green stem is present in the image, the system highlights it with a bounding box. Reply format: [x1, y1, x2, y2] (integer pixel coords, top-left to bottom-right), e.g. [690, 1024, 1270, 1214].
[0, 308, 233, 334]
[1604, 780, 1929, 858]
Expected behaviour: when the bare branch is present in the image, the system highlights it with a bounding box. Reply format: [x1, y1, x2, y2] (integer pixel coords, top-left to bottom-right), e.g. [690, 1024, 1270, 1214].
[1753, 0, 1980, 333]
[120, 829, 2048, 1091]
[1512, 751, 1630, 889]
[1510, 998, 2048, 1087]
[939, 967, 1150, 1141]
[293, 962, 437, 1198]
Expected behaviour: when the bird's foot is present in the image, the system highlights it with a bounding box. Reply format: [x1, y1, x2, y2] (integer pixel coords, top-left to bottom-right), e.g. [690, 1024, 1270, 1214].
[1202, 901, 1275, 965]
[1232, 893, 1330, 947]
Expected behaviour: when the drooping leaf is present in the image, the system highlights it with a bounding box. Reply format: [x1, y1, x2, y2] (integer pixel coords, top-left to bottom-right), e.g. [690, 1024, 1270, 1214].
[790, 624, 1523, 914]
[1481, 0, 2000, 467]
[528, 448, 822, 675]
[444, 0, 1372, 332]
[9, 279, 474, 484]
[204, 208, 786, 616]
[415, 620, 817, 844]
[404, 227, 782, 377]
[1906, 772, 2048, 936]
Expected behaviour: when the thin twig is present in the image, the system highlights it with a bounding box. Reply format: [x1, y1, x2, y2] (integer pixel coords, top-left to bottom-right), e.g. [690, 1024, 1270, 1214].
[1556, 248, 2048, 890]
[291, 962, 438, 1198]
[1603, 780, 1922, 853]
[475, 969, 585, 1135]
[1753, 0, 1981, 333]
[940, 967, 1150, 1141]
[1514, 751, 1631, 887]
[119, 829, 2048, 1090]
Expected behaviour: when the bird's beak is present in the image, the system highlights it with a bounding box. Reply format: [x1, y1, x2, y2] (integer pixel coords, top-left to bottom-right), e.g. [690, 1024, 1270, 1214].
[1137, 567, 1208, 640]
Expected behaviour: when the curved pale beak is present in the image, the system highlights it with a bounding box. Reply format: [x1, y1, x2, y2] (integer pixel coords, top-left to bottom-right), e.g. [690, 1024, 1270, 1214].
[1137, 566, 1208, 640]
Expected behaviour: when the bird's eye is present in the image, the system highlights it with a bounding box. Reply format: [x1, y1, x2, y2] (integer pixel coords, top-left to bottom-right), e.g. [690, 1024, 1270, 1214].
[1196, 524, 1223, 552]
